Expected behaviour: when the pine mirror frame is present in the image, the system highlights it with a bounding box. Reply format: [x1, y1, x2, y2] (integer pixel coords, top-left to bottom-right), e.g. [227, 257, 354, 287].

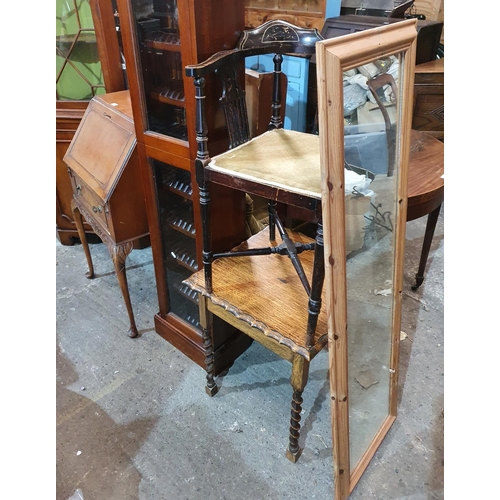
[315, 19, 418, 499]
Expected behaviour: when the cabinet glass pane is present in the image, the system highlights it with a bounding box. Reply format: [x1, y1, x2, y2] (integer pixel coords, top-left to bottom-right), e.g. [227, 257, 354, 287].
[153, 159, 200, 328]
[130, 0, 187, 140]
[56, 0, 105, 100]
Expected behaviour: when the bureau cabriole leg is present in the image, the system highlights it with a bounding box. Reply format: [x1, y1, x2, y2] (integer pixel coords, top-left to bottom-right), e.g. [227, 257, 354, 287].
[71, 199, 94, 279]
[109, 242, 138, 338]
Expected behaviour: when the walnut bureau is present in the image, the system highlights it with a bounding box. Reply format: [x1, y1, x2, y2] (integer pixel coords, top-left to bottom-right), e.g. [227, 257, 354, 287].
[63, 90, 150, 338]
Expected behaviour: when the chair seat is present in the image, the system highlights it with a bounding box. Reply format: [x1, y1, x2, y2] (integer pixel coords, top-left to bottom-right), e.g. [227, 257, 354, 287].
[208, 129, 323, 208]
[183, 226, 328, 360]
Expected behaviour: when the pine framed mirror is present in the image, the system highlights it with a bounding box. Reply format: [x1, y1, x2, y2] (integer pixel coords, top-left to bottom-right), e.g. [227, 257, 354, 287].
[315, 19, 418, 499]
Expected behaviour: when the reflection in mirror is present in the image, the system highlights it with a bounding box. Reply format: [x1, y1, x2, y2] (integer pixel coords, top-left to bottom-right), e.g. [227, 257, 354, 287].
[342, 53, 401, 468]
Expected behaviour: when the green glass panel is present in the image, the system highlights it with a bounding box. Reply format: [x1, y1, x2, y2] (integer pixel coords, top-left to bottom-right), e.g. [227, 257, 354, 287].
[56, 0, 104, 101]
[56, 54, 65, 80]
[56, 0, 78, 59]
[70, 31, 100, 64]
[76, 0, 95, 30]
[58, 63, 93, 100]
[56, 0, 79, 36]
[56, 33, 76, 59]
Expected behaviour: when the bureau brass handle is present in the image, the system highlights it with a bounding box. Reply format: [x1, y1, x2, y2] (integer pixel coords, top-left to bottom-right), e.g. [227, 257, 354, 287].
[103, 112, 112, 119]
[92, 206, 102, 213]
[76, 185, 81, 194]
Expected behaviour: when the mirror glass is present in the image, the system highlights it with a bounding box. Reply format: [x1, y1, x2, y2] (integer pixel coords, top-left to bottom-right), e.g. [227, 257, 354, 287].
[342, 53, 401, 468]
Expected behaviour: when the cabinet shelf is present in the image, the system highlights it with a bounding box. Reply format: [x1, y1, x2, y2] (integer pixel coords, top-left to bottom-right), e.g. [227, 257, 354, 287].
[160, 168, 193, 198]
[166, 206, 196, 237]
[149, 119, 188, 140]
[165, 178, 192, 198]
[117, 0, 252, 374]
[168, 241, 198, 272]
[145, 31, 181, 52]
[150, 82, 185, 107]
[174, 282, 199, 305]
[181, 313, 201, 329]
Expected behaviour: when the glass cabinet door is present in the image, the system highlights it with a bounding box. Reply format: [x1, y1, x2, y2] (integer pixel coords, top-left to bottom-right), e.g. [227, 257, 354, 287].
[153, 158, 200, 327]
[56, 0, 106, 100]
[129, 0, 187, 140]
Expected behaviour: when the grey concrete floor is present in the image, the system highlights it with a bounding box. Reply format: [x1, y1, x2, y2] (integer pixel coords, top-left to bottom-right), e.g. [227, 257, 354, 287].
[56, 209, 444, 500]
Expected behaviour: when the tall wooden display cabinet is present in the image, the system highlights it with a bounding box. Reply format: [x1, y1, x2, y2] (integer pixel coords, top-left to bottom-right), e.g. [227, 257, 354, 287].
[115, 0, 252, 372]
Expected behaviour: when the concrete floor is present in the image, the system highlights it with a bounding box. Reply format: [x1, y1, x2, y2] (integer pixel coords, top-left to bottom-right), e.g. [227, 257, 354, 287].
[56, 208, 444, 500]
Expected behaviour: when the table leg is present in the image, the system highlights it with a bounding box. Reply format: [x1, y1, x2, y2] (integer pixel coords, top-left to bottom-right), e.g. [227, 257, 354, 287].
[412, 203, 441, 290]
[71, 199, 94, 279]
[306, 221, 325, 347]
[286, 355, 310, 463]
[109, 241, 138, 338]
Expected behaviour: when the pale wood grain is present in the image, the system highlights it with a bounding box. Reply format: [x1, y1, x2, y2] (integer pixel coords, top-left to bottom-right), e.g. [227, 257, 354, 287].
[184, 226, 328, 360]
[316, 20, 418, 500]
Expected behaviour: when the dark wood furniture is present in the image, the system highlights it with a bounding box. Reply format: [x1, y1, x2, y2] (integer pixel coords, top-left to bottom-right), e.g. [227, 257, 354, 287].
[64, 90, 150, 338]
[320, 15, 442, 65]
[365, 72, 444, 289]
[57, 102, 90, 245]
[182, 19, 441, 461]
[388, 0, 414, 18]
[412, 57, 444, 141]
[184, 20, 331, 463]
[115, 0, 252, 373]
[406, 129, 444, 289]
[56, 0, 126, 245]
[305, 14, 443, 133]
[306, 14, 444, 134]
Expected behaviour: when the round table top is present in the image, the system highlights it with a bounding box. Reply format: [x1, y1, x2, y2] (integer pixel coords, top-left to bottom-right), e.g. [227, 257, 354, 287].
[209, 127, 444, 222]
[407, 130, 444, 221]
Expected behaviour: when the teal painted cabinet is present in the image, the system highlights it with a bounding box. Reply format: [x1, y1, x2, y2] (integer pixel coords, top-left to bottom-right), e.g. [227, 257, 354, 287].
[245, 54, 309, 132]
[243, 0, 341, 132]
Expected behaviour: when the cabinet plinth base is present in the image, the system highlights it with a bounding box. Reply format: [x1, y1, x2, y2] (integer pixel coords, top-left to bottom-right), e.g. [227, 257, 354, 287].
[154, 314, 253, 376]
